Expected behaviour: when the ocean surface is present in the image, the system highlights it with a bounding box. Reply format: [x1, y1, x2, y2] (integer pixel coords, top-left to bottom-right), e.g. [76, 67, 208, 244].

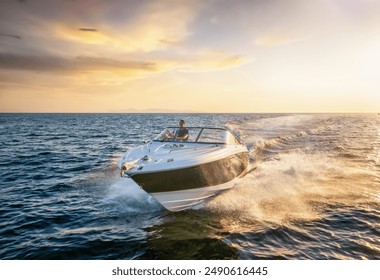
[0, 113, 379, 260]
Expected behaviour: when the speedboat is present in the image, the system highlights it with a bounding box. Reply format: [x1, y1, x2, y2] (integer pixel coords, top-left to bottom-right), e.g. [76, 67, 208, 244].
[118, 127, 249, 211]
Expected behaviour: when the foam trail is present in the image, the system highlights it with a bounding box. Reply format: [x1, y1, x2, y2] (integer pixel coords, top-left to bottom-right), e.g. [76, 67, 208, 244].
[227, 114, 334, 157]
[206, 151, 377, 227]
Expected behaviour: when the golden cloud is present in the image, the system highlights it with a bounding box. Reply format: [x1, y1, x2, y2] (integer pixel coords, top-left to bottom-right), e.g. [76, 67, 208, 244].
[253, 27, 311, 47]
[178, 51, 253, 72]
[54, 1, 198, 53]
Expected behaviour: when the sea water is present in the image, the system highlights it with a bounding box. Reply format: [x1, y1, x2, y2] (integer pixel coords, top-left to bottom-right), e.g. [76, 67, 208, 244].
[0, 113, 379, 259]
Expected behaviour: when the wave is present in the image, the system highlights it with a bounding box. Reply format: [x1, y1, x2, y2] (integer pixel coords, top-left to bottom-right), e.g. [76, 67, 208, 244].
[228, 114, 336, 158]
[205, 151, 378, 228]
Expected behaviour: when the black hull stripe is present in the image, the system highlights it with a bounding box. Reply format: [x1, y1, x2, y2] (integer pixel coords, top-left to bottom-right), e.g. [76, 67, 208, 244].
[131, 152, 249, 193]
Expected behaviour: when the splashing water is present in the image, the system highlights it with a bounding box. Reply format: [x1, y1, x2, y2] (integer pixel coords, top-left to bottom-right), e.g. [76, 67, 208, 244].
[101, 178, 163, 214]
[207, 151, 377, 227]
[1, 113, 379, 259]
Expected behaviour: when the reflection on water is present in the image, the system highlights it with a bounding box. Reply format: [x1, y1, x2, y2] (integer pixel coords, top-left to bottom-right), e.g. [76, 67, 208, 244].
[143, 210, 239, 260]
[0, 113, 379, 259]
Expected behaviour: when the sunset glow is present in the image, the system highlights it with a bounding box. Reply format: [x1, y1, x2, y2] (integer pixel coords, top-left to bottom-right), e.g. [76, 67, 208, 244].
[0, 0, 379, 112]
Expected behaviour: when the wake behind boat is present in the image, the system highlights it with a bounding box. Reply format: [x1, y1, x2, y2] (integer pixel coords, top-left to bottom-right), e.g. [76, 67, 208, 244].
[118, 126, 249, 211]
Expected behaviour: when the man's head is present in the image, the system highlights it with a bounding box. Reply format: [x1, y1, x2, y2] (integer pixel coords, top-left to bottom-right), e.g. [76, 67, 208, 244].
[179, 119, 185, 128]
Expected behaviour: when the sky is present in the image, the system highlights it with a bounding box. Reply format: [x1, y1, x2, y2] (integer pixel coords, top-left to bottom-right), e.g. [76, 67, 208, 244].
[0, 0, 379, 113]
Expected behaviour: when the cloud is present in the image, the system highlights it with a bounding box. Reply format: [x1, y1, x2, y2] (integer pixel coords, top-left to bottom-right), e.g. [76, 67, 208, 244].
[0, 0, 200, 59]
[116, 0, 199, 52]
[0, 53, 158, 73]
[0, 53, 69, 72]
[78, 28, 98, 32]
[254, 34, 310, 47]
[0, 51, 180, 90]
[0, 47, 251, 75]
[178, 50, 253, 72]
[54, 25, 118, 46]
[49, 0, 199, 52]
[0, 33, 22, 40]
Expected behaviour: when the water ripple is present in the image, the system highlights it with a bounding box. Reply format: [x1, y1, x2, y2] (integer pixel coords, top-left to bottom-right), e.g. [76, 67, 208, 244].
[0, 113, 379, 259]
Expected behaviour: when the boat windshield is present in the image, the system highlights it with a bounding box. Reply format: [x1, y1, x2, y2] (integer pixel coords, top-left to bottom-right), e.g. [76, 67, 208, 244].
[153, 127, 241, 144]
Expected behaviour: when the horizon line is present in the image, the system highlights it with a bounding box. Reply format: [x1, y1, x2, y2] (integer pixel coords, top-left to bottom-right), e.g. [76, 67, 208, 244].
[0, 111, 378, 114]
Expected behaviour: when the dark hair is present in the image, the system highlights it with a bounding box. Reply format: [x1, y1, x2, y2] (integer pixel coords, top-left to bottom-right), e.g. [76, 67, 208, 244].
[179, 119, 185, 124]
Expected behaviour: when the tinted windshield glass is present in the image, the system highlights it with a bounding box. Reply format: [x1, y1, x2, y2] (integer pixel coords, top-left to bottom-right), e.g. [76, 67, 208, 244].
[196, 129, 240, 144]
[185, 128, 201, 142]
[154, 128, 175, 142]
[196, 128, 226, 143]
[154, 127, 202, 142]
[153, 127, 240, 144]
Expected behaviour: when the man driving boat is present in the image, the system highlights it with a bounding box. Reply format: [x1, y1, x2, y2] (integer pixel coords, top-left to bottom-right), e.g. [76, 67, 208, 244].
[175, 119, 189, 141]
